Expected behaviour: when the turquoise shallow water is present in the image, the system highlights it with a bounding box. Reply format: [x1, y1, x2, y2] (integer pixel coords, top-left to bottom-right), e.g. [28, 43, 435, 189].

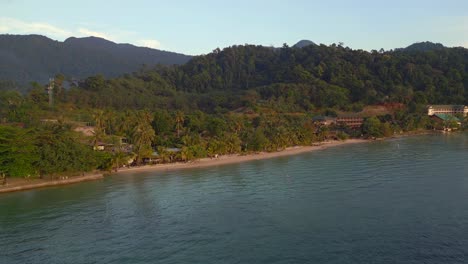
[1, 133, 468, 264]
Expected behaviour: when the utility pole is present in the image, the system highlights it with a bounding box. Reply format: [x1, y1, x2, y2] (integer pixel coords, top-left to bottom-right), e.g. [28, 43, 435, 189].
[47, 78, 54, 107]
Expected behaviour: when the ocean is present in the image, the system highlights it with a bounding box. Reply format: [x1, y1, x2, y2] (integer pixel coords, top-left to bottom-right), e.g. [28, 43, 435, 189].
[1, 133, 467, 264]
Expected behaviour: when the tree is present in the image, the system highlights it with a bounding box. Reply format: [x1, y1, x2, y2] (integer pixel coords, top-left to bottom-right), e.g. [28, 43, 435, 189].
[175, 110, 185, 138]
[131, 110, 156, 164]
[110, 151, 128, 172]
[224, 133, 242, 154]
[157, 146, 173, 163]
[381, 122, 394, 137]
[28, 82, 48, 106]
[0, 90, 27, 123]
[153, 110, 173, 135]
[206, 116, 227, 137]
[92, 109, 106, 148]
[362, 117, 383, 138]
[180, 146, 193, 161]
[0, 126, 38, 178]
[463, 115, 468, 130]
[249, 128, 269, 152]
[35, 125, 100, 177]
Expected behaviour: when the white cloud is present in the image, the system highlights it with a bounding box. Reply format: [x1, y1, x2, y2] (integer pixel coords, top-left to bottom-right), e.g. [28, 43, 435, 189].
[136, 39, 162, 49]
[0, 17, 71, 39]
[77, 28, 113, 41]
[0, 17, 165, 50]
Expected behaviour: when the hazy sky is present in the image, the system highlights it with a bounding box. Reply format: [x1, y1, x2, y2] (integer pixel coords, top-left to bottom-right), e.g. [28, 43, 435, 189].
[1, 0, 467, 55]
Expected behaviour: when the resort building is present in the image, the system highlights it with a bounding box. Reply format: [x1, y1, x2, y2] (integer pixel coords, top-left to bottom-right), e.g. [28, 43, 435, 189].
[313, 115, 364, 128]
[312, 116, 336, 126]
[427, 105, 468, 116]
[336, 116, 364, 128]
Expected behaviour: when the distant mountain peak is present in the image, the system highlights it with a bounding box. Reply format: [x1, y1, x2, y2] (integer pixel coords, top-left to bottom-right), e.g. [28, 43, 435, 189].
[0, 34, 192, 87]
[64, 36, 120, 50]
[402, 41, 446, 52]
[65, 36, 110, 43]
[293, 40, 316, 48]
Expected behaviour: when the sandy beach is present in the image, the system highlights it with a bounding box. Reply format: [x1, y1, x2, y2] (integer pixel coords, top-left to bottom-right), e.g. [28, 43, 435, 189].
[0, 138, 368, 194]
[116, 138, 369, 175]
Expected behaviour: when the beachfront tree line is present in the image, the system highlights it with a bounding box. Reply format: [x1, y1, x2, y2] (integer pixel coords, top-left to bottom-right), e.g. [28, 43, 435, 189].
[0, 124, 110, 178]
[0, 104, 438, 180]
[0, 43, 467, 179]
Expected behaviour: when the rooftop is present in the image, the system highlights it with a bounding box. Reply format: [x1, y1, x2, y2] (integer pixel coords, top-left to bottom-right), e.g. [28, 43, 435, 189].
[428, 105, 466, 109]
[433, 114, 462, 122]
[313, 116, 336, 121]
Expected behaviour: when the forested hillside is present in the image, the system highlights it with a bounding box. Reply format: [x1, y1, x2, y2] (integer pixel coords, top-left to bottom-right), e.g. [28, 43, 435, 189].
[0, 42, 467, 179]
[65, 42, 468, 112]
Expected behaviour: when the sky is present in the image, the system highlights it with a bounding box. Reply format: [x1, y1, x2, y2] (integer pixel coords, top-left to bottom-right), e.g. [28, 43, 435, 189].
[1, 0, 467, 55]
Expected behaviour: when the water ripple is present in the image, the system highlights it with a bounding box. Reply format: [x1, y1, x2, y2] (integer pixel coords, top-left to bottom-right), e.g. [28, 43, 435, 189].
[1, 134, 468, 264]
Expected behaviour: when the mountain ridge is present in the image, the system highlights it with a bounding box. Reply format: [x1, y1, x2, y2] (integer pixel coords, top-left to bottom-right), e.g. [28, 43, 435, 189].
[398, 41, 447, 52]
[0, 34, 191, 89]
[293, 40, 317, 48]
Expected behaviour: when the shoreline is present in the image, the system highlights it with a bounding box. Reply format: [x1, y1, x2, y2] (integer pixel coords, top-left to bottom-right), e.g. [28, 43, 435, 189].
[0, 138, 368, 194]
[115, 138, 369, 175]
[0, 173, 103, 194]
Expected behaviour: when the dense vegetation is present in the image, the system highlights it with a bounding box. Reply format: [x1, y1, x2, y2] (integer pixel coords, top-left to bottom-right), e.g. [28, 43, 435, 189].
[64, 42, 468, 112]
[0, 124, 110, 178]
[0, 42, 467, 179]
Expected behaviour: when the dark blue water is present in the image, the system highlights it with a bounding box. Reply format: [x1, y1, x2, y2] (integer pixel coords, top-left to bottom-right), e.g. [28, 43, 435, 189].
[1, 134, 467, 264]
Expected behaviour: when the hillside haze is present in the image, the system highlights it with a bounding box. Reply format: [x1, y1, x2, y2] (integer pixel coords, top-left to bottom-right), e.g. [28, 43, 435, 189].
[0, 34, 191, 88]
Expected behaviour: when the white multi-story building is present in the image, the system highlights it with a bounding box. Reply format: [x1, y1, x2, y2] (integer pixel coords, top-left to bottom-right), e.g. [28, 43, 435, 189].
[427, 105, 468, 116]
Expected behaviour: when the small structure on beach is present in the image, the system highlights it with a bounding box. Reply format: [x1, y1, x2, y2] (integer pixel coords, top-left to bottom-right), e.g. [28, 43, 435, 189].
[312, 116, 336, 126]
[430, 114, 462, 131]
[149, 148, 182, 163]
[93, 142, 109, 151]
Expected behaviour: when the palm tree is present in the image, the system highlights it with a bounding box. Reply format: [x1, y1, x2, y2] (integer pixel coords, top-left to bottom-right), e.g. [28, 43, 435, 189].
[111, 151, 128, 172]
[118, 110, 134, 137]
[103, 109, 117, 135]
[131, 110, 156, 164]
[224, 133, 241, 154]
[92, 110, 106, 148]
[156, 146, 170, 163]
[1, 172, 6, 186]
[180, 146, 192, 162]
[93, 110, 106, 132]
[230, 115, 244, 135]
[175, 110, 185, 138]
